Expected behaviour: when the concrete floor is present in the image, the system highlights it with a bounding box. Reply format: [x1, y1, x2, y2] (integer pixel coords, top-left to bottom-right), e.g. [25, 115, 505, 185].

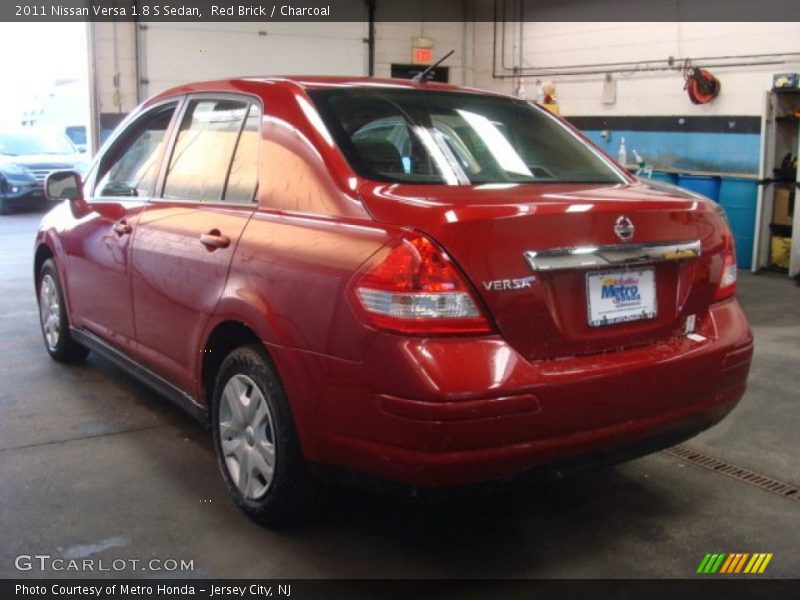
[1, 206, 798, 579]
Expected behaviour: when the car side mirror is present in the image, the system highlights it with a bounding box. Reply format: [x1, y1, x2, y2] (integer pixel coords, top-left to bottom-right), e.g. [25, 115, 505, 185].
[45, 170, 82, 202]
[45, 170, 90, 216]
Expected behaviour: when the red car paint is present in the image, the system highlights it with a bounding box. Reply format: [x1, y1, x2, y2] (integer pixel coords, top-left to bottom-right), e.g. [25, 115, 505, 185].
[35, 77, 753, 487]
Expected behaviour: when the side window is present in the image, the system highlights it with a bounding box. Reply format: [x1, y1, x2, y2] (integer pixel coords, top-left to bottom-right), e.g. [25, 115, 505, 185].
[95, 104, 176, 198]
[163, 98, 248, 202]
[224, 103, 261, 203]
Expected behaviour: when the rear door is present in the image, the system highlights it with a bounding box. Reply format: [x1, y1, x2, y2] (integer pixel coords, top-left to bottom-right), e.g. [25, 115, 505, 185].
[131, 95, 260, 392]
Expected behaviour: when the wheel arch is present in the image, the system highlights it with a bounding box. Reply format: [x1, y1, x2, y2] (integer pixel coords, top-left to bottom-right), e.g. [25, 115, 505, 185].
[33, 242, 55, 292]
[200, 319, 264, 406]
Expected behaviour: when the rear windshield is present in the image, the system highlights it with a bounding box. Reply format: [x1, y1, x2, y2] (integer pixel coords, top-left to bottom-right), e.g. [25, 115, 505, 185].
[309, 88, 623, 185]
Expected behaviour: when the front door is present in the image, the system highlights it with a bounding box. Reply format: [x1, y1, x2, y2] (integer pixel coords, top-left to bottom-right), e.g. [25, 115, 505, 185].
[64, 101, 179, 352]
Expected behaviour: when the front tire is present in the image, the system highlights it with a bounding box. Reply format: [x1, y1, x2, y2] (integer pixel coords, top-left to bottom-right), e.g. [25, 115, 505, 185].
[37, 258, 89, 363]
[212, 345, 318, 526]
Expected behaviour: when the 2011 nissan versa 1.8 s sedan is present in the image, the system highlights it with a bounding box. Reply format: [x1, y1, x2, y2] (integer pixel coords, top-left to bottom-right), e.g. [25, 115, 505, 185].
[36, 77, 753, 525]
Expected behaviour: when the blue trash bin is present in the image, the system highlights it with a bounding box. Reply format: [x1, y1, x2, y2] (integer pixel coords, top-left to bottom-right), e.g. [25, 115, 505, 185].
[718, 177, 758, 269]
[677, 174, 721, 202]
[649, 171, 679, 185]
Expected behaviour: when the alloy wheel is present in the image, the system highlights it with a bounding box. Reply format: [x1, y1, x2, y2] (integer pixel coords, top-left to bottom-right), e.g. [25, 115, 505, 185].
[39, 273, 61, 350]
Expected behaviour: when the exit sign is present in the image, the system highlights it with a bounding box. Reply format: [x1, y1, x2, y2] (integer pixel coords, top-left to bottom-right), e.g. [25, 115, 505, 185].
[411, 36, 434, 65]
[412, 47, 434, 65]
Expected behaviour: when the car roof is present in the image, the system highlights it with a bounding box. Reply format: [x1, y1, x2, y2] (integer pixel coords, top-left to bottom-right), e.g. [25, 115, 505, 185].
[148, 76, 509, 105]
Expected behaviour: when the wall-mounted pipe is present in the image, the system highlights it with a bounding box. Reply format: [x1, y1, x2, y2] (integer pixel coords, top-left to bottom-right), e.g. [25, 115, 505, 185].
[491, 0, 800, 79]
[133, 18, 141, 103]
[462, 0, 469, 84]
[366, 0, 375, 76]
[493, 56, 795, 79]
[86, 23, 100, 156]
[496, 0, 523, 73]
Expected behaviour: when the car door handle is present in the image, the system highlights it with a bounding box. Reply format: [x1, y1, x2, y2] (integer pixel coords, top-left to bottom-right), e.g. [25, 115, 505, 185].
[200, 230, 231, 250]
[113, 221, 132, 236]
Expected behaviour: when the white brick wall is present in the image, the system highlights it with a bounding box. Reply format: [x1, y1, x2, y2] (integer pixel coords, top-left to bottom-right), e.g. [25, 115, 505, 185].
[471, 20, 800, 116]
[91, 11, 800, 124]
[374, 21, 471, 85]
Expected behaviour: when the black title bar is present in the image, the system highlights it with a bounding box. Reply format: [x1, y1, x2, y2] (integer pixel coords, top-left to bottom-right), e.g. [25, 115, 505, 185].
[3, 579, 800, 600]
[2, 0, 800, 22]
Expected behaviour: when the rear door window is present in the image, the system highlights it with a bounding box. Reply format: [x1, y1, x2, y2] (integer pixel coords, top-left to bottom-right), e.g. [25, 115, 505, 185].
[223, 103, 261, 203]
[163, 98, 253, 202]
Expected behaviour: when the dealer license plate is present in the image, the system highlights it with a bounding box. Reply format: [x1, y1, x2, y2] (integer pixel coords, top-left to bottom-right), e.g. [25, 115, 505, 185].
[586, 268, 657, 327]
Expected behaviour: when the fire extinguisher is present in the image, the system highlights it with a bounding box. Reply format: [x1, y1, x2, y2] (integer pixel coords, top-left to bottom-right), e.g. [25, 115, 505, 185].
[683, 59, 720, 104]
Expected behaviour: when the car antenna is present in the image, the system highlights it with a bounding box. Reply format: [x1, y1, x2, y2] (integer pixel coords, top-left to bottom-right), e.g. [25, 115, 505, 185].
[412, 50, 454, 83]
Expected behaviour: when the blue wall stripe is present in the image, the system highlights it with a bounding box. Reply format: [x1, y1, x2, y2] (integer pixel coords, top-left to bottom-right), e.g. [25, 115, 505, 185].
[584, 130, 760, 175]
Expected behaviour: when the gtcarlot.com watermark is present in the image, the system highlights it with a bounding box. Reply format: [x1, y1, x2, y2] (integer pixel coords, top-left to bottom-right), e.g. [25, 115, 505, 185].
[15, 554, 194, 573]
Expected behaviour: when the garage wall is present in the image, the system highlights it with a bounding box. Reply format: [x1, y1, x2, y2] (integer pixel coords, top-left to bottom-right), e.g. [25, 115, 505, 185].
[138, 21, 368, 98]
[90, 22, 139, 114]
[472, 21, 800, 116]
[88, 22, 139, 152]
[373, 21, 471, 85]
[471, 20, 800, 174]
[137, 0, 470, 97]
[140, 19, 470, 98]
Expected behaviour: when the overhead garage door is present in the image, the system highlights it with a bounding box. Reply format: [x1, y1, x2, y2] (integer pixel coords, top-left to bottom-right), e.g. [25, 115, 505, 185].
[139, 20, 368, 97]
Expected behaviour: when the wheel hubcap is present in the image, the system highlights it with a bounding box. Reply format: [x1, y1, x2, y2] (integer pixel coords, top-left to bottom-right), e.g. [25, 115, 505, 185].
[39, 274, 60, 350]
[219, 374, 276, 500]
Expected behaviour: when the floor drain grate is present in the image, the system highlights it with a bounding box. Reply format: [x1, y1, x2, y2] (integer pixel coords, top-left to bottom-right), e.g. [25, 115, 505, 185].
[664, 445, 800, 502]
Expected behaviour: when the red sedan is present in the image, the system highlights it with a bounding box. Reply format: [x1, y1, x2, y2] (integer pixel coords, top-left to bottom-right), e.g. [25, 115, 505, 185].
[35, 77, 752, 525]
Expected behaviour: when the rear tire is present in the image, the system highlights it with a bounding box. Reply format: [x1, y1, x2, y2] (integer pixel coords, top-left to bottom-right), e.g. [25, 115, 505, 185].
[37, 258, 89, 363]
[212, 345, 318, 526]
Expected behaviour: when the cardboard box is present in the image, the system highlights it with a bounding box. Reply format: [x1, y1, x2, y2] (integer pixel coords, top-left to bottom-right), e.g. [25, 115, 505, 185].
[772, 188, 795, 227]
[770, 235, 792, 270]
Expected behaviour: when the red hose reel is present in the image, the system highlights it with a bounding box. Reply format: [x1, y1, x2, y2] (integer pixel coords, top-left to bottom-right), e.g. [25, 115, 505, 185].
[683, 60, 721, 104]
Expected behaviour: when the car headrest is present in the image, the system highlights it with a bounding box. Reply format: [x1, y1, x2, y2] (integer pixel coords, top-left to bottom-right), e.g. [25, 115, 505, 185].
[352, 139, 404, 175]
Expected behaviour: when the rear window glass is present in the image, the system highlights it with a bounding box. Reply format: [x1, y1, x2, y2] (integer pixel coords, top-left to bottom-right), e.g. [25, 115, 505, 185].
[309, 88, 623, 186]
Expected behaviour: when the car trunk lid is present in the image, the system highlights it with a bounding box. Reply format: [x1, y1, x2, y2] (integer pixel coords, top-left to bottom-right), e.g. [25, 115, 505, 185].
[359, 180, 728, 360]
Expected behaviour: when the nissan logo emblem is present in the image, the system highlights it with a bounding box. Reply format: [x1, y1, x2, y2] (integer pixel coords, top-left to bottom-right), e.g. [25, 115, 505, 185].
[614, 215, 635, 242]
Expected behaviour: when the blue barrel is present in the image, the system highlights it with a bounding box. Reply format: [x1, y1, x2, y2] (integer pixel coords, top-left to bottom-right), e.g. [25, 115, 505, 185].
[719, 177, 758, 269]
[677, 174, 721, 201]
[649, 171, 678, 185]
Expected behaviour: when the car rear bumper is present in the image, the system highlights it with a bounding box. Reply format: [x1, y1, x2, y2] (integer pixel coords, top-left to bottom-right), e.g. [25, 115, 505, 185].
[274, 298, 753, 487]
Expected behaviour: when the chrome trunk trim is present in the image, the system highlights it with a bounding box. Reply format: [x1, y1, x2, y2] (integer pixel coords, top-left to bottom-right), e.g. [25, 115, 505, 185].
[524, 240, 701, 272]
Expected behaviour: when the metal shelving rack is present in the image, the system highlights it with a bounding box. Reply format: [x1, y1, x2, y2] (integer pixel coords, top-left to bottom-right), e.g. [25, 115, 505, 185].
[753, 88, 800, 276]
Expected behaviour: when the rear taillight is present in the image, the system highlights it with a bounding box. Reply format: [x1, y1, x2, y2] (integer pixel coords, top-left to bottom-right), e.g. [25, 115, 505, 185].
[714, 230, 737, 301]
[352, 232, 492, 335]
